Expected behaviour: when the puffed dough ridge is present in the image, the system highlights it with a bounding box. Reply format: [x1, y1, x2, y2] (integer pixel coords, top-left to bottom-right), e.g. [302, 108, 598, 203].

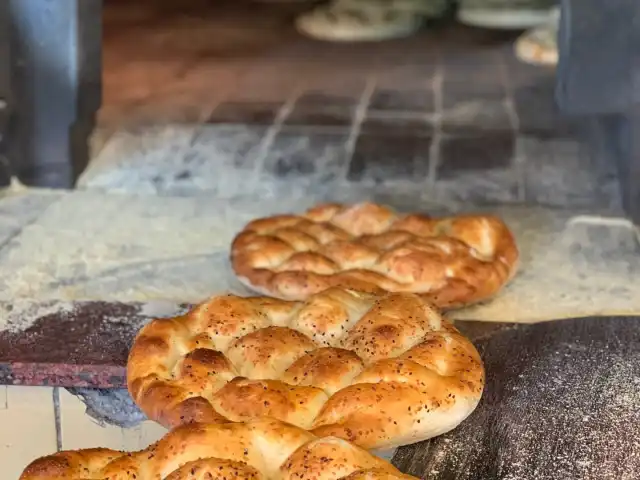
[19, 417, 419, 480]
[127, 287, 485, 450]
[230, 202, 519, 307]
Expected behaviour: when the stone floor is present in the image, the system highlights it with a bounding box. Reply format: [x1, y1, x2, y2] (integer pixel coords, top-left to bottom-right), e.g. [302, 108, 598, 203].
[85, 0, 621, 212]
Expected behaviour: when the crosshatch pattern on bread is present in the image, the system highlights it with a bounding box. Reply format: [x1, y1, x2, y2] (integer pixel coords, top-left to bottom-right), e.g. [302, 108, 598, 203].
[127, 288, 485, 450]
[19, 418, 419, 480]
[230, 202, 519, 307]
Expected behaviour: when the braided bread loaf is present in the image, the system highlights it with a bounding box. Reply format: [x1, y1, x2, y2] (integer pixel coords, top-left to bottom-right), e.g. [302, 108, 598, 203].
[127, 288, 484, 450]
[20, 418, 417, 480]
[231, 202, 518, 307]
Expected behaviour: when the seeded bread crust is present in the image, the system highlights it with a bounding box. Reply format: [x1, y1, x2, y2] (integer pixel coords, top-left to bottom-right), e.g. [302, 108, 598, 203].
[127, 288, 485, 450]
[20, 418, 419, 480]
[231, 202, 519, 308]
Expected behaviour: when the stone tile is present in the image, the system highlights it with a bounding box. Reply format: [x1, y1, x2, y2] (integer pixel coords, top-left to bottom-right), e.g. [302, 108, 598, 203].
[506, 54, 555, 87]
[441, 100, 512, 135]
[564, 217, 639, 260]
[206, 101, 283, 126]
[348, 134, 433, 183]
[80, 126, 197, 192]
[224, 73, 298, 103]
[0, 192, 265, 308]
[283, 107, 356, 128]
[442, 80, 506, 110]
[0, 190, 65, 249]
[442, 58, 504, 87]
[360, 114, 434, 137]
[434, 169, 521, 205]
[375, 64, 437, 90]
[240, 182, 445, 218]
[298, 69, 370, 97]
[520, 135, 621, 210]
[434, 130, 520, 204]
[97, 92, 215, 130]
[368, 88, 434, 113]
[190, 125, 266, 168]
[321, 183, 447, 214]
[261, 131, 350, 183]
[295, 92, 360, 109]
[437, 132, 516, 179]
[513, 81, 582, 138]
[79, 126, 267, 197]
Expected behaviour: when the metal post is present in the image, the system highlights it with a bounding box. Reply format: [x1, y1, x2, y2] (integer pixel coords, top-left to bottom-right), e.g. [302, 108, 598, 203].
[555, 0, 635, 115]
[611, 113, 640, 224]
[0, 105, 9, 187]
[7, 0, 102, 188]
[0, 0, 11, 187]
[555, 0, 640, 224]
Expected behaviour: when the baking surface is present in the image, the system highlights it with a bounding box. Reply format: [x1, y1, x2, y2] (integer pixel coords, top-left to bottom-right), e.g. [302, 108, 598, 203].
[86, 0, 619, 214]
[2, 1, 630, 327]
[0, 190, 638, 335]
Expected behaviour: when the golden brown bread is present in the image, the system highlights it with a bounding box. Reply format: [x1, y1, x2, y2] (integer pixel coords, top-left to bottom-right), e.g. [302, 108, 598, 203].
[230, 202, 519, 307]
[19, 418, 418, 480]
[127, 288, 485, 450]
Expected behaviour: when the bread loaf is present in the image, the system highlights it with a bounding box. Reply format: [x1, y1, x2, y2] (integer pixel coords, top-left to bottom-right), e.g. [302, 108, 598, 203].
[128, 287, 485, 450]
[19, 418, 418, 480]
[230, 202, 518, 307]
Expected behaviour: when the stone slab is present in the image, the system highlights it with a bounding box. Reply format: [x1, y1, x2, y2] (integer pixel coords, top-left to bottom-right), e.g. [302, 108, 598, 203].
[0, 189, 637, 330]
[0, 188, 64, 248]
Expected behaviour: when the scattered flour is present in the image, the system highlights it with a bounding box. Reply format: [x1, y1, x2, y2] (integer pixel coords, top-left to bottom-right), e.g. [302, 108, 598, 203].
[1, 190, 640, 333]
[0, 299, 76, 333]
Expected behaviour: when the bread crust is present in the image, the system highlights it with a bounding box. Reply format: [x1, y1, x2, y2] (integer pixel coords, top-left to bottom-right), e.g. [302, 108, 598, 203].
[127, 288, 485, 450]
[19, 418, 418, 480]
[230, 202, 519, 307]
